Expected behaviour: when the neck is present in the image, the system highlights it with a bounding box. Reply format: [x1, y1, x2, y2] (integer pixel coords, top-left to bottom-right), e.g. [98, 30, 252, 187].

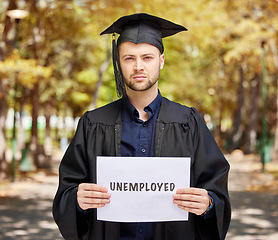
[126, 86, 158, 121]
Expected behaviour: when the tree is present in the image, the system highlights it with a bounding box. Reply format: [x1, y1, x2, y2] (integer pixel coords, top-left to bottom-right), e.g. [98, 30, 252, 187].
[1, 0, 278, 180]
[0, 0, 19, 180]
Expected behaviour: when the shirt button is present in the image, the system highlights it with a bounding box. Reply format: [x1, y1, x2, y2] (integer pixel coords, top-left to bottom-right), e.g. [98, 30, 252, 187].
[141, 148, 146, 153]
[143, 123, 146, 127]
[139, 229, 143, 233]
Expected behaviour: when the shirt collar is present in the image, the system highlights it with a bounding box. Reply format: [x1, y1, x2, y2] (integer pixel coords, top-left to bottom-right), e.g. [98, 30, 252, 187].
[122, 90, 162, 122]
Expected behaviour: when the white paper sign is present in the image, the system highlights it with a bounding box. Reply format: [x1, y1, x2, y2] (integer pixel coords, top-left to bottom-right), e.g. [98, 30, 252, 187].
[97, 156, 191, 222]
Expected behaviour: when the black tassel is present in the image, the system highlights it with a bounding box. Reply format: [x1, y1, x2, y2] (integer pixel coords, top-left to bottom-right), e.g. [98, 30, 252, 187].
[112, 33, 126, 97]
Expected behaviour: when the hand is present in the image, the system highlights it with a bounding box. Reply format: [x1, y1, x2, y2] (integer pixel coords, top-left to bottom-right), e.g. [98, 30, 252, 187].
[77, 183, 111, 210]
[173, 187, 211, 216]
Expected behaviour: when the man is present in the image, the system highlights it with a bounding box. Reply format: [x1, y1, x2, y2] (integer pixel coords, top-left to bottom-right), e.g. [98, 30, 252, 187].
[53, 13, 231, 240]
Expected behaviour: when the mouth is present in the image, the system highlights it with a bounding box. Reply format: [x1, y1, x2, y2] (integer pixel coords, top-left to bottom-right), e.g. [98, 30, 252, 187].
[132, 75, 147, 81]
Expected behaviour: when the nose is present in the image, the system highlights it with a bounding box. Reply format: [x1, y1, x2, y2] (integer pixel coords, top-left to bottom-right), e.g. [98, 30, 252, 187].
[134, 58, 144, 72]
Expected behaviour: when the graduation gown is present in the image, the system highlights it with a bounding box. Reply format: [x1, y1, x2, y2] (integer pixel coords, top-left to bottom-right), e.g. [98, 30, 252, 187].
[52, 97, 231, 240]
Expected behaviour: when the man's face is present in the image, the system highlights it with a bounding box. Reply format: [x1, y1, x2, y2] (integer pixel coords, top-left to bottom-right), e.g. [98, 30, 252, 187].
[118, 42, 165, 93]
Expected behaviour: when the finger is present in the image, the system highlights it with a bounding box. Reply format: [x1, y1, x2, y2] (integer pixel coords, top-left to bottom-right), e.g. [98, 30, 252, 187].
[173, 199, 206, 215]
[173, 193, 198, 201]
[175, 204, 205, 216]
[173, 193, 207, 203]
[173, 199, 208, 215]
[78, 195, 111, 210]
[78, 190, 111, 199]
[78, 202, 106, 210]
[173, 199, 202, 208]
[80, 196, 111, 205]
[176, 187, 207, 196]
[79, 183, 108, 193]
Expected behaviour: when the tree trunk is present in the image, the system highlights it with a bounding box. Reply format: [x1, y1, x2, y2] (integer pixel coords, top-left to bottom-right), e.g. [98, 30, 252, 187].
[213, 60, 224, 147]
[230, 64, 246, 149]
[270, 40, 278, 162]
[44, 101, 52, 168]
[0, 81, 8, 180]
[213, 100, 223, 148]
[31, 81, 39, 168]
[89, 51, 111, 110]
[0, 0, 17, 180]
[17, 97, 26, 154]
[29, 0, 42, 168]
[244, 73, 260, 153]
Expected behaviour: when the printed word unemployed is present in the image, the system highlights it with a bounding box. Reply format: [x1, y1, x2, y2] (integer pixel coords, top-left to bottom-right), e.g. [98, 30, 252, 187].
[110, 182, 175, 192]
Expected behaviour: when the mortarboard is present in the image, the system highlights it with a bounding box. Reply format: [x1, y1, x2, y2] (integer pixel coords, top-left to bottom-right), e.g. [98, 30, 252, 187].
[100, 13, 187, 97]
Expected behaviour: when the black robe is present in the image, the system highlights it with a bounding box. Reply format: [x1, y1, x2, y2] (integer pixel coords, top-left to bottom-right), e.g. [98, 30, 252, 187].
[52, 97, 231, 240]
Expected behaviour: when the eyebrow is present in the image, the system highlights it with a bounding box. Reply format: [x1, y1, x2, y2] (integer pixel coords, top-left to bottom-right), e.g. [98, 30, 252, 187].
[142, 53, 155, 57]
[122, 53, 156, 58]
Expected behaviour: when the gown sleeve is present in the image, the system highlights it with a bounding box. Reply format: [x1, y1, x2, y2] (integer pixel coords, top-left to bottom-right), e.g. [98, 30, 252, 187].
[52, 112, 92, 240]
[189, 107, 231, 240]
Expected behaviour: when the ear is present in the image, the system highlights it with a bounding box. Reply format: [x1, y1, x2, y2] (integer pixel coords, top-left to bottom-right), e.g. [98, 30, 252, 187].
[160, 54, 165, 69]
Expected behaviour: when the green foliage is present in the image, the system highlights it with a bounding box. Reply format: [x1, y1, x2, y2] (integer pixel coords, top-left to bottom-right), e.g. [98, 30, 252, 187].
[0, 0, 278, 142]
[70, 91, 91, 105]
[76, 69, 98, 86]
[0, 51, 52, 89]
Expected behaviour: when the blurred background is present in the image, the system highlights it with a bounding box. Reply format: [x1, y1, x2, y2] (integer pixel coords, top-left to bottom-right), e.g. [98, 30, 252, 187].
[0, 0, 278, 239]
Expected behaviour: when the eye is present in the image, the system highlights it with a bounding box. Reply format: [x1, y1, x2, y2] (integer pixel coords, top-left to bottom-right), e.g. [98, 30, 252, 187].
[124, 57, 134, 61]
[143, 55, 154, 61]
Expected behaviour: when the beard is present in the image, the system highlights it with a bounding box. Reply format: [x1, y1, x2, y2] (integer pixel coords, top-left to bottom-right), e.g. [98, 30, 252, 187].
[123, 69, 160, 92]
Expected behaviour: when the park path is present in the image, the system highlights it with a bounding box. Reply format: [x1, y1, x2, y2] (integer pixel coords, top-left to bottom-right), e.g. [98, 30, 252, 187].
[226, 152, 278, 240]
[0, 152, 278, 239]
[0, 174, 63, 239]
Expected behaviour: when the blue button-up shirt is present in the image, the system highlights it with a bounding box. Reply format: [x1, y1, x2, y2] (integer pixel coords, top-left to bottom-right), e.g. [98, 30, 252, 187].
[120, 91, 162, 240]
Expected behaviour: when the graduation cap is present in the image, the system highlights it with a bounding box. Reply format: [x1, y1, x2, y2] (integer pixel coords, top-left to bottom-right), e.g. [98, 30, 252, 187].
[100, 13, 187, 97]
